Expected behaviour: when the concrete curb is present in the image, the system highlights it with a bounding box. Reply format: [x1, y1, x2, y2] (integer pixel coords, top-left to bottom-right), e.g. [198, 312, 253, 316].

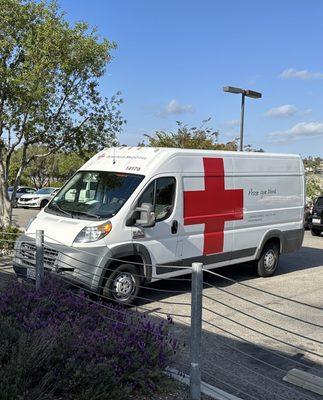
[165, 367, 242, 400]
[283, 368, 323, 396]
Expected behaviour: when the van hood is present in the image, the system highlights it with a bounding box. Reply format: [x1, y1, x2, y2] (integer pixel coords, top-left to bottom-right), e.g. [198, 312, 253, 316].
[26, 211, 104, 247]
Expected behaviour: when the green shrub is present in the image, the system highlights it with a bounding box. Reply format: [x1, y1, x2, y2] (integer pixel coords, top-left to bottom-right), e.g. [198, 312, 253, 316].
[0, 226, 21, 251]
[0, 278, 178, 399]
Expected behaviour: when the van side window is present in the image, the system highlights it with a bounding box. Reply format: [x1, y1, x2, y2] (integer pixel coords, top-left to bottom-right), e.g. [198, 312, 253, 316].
[138, 181, 154, 205]
[138, 177, 176, 222]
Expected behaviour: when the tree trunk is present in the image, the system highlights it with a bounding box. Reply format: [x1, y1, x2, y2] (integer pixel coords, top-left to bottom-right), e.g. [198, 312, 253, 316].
[0, 144, 29, 228]
[0, 193, 12, 228]
[0, 167, 12, 228]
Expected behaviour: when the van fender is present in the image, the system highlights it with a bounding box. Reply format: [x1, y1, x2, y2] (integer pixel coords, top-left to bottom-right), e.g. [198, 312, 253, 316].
[98, 243, 153, 290]
[255, 230, 283, 260]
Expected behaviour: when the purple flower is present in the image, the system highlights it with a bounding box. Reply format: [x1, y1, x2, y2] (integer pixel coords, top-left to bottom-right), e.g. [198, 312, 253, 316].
[0, 276, 179, 397]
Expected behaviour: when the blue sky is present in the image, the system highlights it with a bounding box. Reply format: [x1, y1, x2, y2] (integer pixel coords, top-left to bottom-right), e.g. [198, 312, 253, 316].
[59, 0, 323, 156]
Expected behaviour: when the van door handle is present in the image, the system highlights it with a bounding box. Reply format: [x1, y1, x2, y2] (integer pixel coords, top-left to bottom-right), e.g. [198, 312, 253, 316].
[171, 220, 178, 234]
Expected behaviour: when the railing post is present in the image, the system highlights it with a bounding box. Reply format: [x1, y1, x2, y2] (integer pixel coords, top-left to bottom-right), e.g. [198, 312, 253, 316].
[190, 262, 203, 400]
[35, 229, 44, 290]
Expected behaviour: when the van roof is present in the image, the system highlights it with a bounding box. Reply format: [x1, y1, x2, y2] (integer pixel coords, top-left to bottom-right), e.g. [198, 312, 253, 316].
[100, 146, 300, 158]
[80, 146, 302, 176]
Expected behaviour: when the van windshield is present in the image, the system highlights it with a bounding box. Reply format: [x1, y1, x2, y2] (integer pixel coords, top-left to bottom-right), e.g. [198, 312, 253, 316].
[46, 171, 144, 220]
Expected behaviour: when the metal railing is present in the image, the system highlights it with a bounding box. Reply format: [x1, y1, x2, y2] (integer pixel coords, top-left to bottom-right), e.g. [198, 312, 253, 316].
[1, 229, 323, 400]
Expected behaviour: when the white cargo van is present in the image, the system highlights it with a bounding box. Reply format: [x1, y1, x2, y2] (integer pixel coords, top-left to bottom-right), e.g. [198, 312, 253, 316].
[13, 147, 305, 304]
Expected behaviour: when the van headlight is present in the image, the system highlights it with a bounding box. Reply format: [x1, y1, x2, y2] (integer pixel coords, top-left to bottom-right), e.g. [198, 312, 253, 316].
[73, 221, 112, 243]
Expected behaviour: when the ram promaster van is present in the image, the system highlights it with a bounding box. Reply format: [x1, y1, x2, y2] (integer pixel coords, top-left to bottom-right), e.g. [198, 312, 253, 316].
[13, 147, 305, 304]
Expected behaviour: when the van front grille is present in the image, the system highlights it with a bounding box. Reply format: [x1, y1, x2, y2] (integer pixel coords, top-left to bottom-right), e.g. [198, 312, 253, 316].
[19, 242, 58, 269]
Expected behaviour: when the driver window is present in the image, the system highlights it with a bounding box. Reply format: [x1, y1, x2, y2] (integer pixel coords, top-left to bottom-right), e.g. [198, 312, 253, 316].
[138, 182, 154, 205]
[138, 177, 176, 222]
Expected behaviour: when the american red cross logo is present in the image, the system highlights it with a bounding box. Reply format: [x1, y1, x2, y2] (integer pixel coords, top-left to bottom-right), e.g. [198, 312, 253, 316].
[184, 157, 244, 255]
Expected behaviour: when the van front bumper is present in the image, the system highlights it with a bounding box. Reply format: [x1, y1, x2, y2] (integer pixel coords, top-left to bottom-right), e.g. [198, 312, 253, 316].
[17, 199, 41, 208]
[310, 215, 323, 232]
[310, 222, 323, 232]
[13, 234, 110, 292]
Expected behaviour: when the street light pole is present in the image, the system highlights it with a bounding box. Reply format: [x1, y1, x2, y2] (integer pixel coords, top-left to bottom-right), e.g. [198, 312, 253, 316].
[223, 86, 262, 151]
[240, 92, 245, 151]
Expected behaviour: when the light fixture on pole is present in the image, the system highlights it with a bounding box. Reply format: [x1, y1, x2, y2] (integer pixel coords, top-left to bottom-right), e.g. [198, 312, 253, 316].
[223, 86, 262, 151]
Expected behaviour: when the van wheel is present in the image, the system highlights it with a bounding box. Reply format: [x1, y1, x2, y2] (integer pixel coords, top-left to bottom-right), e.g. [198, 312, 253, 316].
[256, 243, 279, 277]
[103, 264, 140, 305]
[311, 228, 321, 236]
[40, 200, 48, 209]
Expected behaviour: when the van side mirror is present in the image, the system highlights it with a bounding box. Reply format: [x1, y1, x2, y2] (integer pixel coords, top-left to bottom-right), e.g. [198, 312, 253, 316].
[134, 203, 155, 228]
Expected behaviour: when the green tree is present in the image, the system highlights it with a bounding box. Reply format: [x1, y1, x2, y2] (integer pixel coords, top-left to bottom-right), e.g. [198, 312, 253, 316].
[303, 156, 322, 174]
[306, 175, 322, 200]
[142, 120, 239, 150]
[9, 146, 59, 188]
[55, 151, 90, 182]
[0, 0, 124, 227]
[244, 144, 265, 152]
[9, 146, 89, 187]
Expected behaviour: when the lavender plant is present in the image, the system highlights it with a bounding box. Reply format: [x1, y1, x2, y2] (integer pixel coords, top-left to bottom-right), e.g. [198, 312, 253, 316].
[0, 278, 178, 400]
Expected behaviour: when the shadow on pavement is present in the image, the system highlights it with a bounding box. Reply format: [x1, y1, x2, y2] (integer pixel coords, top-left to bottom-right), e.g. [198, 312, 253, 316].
[170, 318, 323, 400]
[137, 245, 323, 305]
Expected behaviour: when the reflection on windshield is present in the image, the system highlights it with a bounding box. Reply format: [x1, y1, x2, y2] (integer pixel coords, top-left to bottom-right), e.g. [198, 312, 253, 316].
[46, 171, 144, 220]
[36, 188, 55, 195]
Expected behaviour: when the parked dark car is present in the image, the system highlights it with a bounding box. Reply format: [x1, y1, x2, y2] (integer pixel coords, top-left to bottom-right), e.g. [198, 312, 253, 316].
[304, 202, 313, 230]
[310, 196, 323, 236]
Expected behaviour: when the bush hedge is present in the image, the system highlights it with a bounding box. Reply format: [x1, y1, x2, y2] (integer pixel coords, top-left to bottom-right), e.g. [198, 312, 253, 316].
[0, 226, 21, 251]
[0, 278, 178, 400]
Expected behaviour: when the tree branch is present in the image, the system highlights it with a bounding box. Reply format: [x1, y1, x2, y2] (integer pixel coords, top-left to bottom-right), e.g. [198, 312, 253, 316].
[10, 142, 29, 206]
[52, 76, 81, 122]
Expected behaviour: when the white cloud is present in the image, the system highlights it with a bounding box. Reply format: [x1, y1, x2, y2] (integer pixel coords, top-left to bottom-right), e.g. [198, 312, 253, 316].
[157, 99, 194, 118]
[223, 119, 240, 127]
[265, 104, 298, 118]
[268, 121, 323, 141]
[280, 68, 323, 80]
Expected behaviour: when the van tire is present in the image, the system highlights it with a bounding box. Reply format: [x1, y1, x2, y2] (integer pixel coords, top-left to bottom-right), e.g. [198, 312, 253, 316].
[311, 228, 321, 236]
[103, 264, 140, 306]
[256, 242, 279, 277]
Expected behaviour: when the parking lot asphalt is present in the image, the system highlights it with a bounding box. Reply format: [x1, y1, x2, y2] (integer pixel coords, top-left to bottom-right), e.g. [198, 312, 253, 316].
[139, 231, 323, 400]
[12, 207, 40, 230]
[9, 208, 323, 399]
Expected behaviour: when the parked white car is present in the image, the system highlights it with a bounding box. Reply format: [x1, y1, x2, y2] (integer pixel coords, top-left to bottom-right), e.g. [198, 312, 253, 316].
[18, 187, 60, 209]
[8, 186, 36, 205]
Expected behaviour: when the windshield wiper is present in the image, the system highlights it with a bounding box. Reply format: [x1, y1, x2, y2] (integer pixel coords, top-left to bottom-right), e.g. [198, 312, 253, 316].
[49, 202, 74, 218]
[70, 210, 101, 220]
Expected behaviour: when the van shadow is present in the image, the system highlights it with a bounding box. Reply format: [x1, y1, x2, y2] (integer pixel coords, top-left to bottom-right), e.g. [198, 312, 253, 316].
[138, 245, 323, 306]
[137, 243, 323, 399]
[168, 318, 323, 400]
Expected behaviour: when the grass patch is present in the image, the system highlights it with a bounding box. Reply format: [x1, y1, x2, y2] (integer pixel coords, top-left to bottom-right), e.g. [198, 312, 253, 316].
[0, 226, 20, 252]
